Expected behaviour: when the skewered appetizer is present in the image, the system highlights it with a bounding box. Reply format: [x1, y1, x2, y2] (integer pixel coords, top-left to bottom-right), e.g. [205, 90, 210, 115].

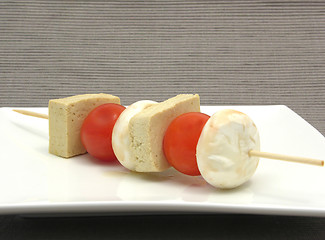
[13, 93, 324, 190]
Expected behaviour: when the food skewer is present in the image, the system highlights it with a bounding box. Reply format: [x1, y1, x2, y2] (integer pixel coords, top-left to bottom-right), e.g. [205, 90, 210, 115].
[249, 150, 324, 166]
[13, 109, 49, 119]
[13, 108, 324, 167]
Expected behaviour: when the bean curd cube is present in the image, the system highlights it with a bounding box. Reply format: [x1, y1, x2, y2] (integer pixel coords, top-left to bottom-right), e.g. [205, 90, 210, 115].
[48, 93, 120, 158]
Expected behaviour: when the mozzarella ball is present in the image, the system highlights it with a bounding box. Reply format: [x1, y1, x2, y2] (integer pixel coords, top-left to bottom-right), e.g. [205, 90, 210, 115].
[196, 109, 260, 189]
[112, 100, 157, 170]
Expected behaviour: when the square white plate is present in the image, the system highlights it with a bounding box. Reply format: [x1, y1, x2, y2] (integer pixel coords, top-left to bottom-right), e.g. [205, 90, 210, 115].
[0, 106, 325, 217]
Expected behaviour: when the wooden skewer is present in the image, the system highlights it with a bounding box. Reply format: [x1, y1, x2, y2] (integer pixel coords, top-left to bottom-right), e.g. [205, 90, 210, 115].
[249, 150, 324, 167]
[13, 109, 49, 119]
[13, 109, 324, 167]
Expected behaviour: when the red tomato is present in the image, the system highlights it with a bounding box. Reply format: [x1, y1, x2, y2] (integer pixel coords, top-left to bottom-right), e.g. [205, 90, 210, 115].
[81, 103, 126, 162]
[163, 112, 210, 176]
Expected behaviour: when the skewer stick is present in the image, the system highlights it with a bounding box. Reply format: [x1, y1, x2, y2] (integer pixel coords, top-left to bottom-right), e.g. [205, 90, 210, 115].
[13, 109, 48, 119]
[12, 109, 324, 167]
[249, 150, 324, 167]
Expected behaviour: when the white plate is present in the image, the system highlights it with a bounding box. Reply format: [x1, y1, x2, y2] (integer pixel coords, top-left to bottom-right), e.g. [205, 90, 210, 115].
[0, 106, 325, 217]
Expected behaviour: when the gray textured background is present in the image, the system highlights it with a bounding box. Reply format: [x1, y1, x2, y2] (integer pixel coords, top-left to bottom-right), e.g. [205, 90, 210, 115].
[1, 0, 324, 135]
[1, 1, 325, 239]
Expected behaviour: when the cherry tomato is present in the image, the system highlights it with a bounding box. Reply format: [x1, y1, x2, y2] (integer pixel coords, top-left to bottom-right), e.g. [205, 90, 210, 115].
[163, 112, 210, 176]
[81, 103, 126, 162]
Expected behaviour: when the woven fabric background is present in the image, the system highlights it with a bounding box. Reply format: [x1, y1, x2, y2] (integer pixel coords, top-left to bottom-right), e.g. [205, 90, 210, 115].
[1, 1, 325, 239]
[1, 0, 324, 134]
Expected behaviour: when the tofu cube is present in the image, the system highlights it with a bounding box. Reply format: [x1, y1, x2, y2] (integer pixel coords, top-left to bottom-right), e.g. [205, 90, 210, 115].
[48, 93, 120, 158]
